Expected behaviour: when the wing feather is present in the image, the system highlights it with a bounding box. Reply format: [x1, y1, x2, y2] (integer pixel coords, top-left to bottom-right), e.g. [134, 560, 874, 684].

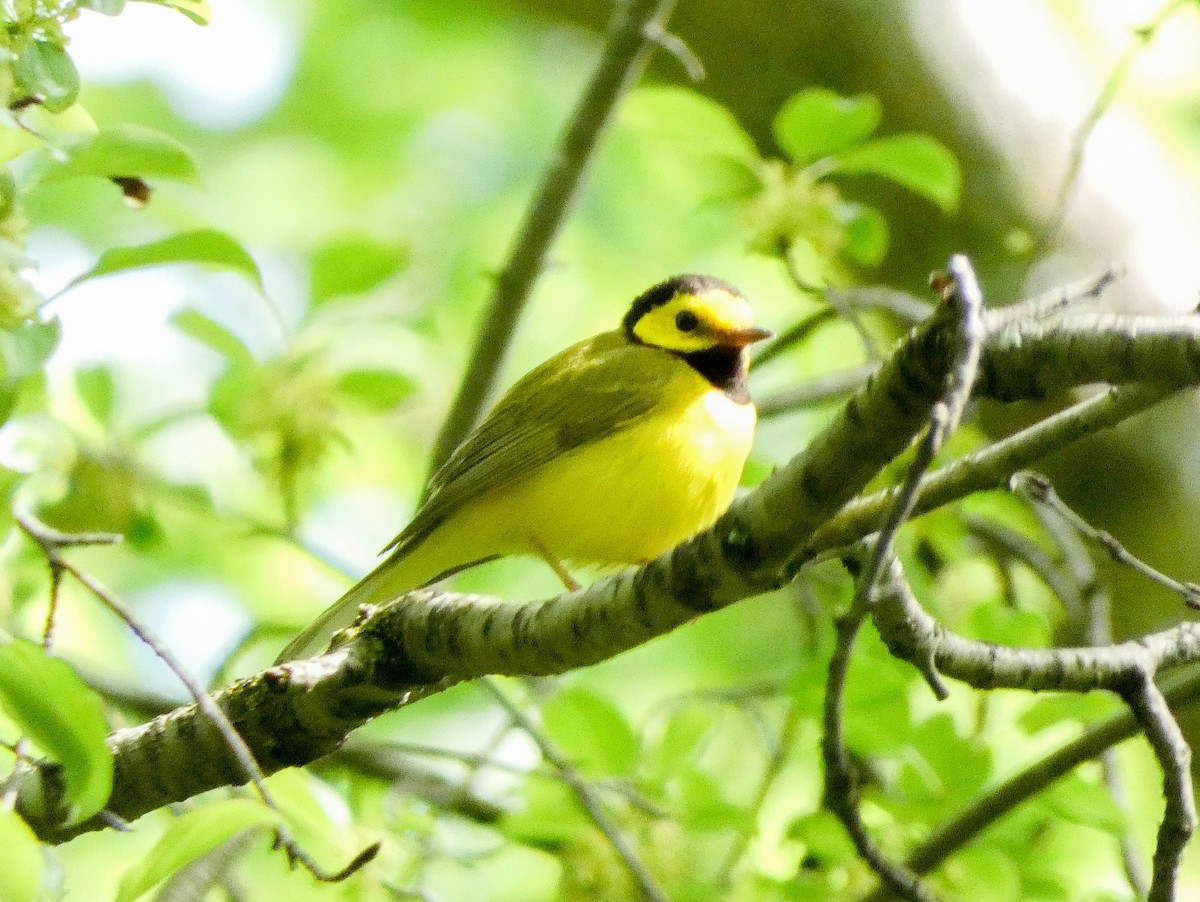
[384, 330, 673, 555]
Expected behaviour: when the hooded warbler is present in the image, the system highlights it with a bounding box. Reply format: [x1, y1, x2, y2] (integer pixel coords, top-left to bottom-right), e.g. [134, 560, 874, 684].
[278, 274, 771, 661]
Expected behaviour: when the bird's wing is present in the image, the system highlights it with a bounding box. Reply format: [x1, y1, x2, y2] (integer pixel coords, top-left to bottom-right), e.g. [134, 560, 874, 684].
[385, 330, 673, 555]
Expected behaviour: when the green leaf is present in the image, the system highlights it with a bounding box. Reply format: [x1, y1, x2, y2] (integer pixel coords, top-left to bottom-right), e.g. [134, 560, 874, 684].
[0, 640, 113, 824]
[133, 0, 212, 25]
[621, 86, 760, 163]
[653, 704, 717, 769]
[773, 88, 881, 164]
[310, 235, 408, 306]
[334, 369, 415, 410]
[0, 810, 43, 902]
[835, 134, 962, 212]
[81, 0, 128, 13]
[51, 124, 199, 183]
[12, 40, 80, 114]
[503, 780, 590, 847]
[69, 230, 262, 292]
[170, 309, 254, 368]
[0, 319, 61, 383]
[839, 202, 889, 267]
[786, 810, 856, 866]
[541, 687, 638, 776]
[115, 799, 275, 902]
[1040, 774, 1126, 835]
[75, 366, 114, 426]
[672, 768, 751, 831]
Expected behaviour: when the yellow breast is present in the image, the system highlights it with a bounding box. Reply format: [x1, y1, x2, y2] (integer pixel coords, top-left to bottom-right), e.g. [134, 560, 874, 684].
[453, 367, 755, 566]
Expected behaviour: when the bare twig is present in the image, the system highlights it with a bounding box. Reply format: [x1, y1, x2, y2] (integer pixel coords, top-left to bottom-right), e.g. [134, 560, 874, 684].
[425, 0, 682, 484]
[1122, 671, 1195, 902]
[860, 664, 1200, 902]
[481, 680, 669, 902]
[16, 512, 379, 884]
[819, 256, 987, 902]
[1040, 0, 1189, 247]
[1012, 471, 1200, 610]
[1026, 490, 1149, 895]
[757, 363, 879, 417]
[870, 558, 1200, 901]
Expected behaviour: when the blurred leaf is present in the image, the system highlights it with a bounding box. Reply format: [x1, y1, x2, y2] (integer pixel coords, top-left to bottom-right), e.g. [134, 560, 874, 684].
[12, 40, 80, 114]
[1039, 773, 1126, 835]
[542, 687, 638, 776]
[134, 0, 212, 25]
[898, 713, 991, 809]
[621, 86, 760, 163]
[1017, 693, 1119, 734]
[75, 365, 114, 426]
[0, 318, 60, 382]
[943, 847, 1020, 902]
[81, 0, 128, 13]
[672, 768, 751, 831]
[0, 640, 113, 824]
[773, 88, 881, 164]
[170, 309, 254, 368]
[50, 124, 199, 184]
[835, 134, 961, 212]
[786, 238, 829, 290]
[334, 368, 415, 410]
[0, 809, 43, 902]
[503, 780, 590, 847]
[967, 602, 1049, 648]
[839, 202, 889, 267]
[115, 799, 275, 902]
[786, 810, 855, 866]
[650, 703, 717, 773]
[310, 235, 408, 306]
[69, 229, 262, 291]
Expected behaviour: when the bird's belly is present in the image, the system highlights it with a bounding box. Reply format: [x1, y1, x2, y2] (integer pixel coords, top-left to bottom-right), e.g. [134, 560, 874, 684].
[490, 388, 756, 565]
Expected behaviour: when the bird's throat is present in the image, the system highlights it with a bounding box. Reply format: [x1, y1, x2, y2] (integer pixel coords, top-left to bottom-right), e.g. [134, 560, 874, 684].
[679, 346, 751, 404]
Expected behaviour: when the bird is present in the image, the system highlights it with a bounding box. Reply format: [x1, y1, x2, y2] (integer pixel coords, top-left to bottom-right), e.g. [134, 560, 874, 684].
[277, 274, 771, 662]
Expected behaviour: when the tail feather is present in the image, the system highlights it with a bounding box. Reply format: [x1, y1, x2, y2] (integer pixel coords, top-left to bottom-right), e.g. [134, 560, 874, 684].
[275, 547, 437, 663]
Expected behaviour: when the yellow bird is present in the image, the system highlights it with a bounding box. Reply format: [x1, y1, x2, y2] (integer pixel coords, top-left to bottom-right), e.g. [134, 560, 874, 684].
[278, 274, 771, 661]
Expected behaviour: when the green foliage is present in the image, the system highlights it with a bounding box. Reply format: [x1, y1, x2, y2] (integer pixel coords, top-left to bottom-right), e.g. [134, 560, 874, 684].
[115, 799, 276, 902]
[0, 2, 1179, 901]
[68, 229, 261, 291]
[0, 809, 43, 902]
[747, 86, 961, 287]
[0, 640, 113, 825]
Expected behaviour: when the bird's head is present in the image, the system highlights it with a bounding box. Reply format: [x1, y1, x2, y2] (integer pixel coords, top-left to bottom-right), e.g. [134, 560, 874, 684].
[623, 274, 772, 355]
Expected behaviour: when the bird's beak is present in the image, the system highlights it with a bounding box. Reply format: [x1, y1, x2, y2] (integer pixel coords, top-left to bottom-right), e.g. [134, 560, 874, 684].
[717, 325, 774, 348]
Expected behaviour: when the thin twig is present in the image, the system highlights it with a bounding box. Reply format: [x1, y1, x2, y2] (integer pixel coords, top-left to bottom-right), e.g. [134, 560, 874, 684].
[425, 0, 682, 485]
[757, 363, 880, 417]
[16, 512, 379, 884]
[481, 679, 669, 902]
[819, 256, 986, 901]
[824, 604, 940, 902]
[1012, 471, 1200, 609]
[860, 664, 1200, 902]
[1027, 492, 1149, 895]
[1040, 0, 1189, 247]
[1122, 671, 1195, 902]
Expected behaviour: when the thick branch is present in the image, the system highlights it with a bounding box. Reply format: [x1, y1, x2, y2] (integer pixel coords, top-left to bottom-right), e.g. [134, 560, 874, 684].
[21, 304, 1200, 841]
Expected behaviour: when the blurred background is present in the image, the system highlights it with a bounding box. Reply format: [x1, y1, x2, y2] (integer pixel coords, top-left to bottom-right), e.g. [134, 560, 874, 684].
[5, 0, 1200, 898]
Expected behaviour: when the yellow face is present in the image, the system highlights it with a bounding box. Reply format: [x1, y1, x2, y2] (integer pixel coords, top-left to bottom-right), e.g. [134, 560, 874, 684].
[626, 276, 770, 354]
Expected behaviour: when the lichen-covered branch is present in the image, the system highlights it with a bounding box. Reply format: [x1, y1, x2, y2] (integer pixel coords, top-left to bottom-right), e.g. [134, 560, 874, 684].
[18, 295, 1200, 844]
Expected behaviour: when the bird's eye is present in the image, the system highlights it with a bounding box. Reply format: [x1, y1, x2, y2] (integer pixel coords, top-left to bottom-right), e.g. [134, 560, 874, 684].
[675, 310, 699, 332]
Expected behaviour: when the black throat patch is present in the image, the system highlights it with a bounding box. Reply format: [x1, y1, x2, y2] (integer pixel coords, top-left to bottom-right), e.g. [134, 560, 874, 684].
[680, 345, 751, 404]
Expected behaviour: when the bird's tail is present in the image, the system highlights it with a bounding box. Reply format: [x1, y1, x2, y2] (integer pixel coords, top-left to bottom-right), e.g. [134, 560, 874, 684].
[274, 548, 435, 663]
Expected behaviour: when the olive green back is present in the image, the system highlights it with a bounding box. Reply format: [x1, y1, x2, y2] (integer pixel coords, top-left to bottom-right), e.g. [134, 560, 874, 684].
[385, 330, 680, 557]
